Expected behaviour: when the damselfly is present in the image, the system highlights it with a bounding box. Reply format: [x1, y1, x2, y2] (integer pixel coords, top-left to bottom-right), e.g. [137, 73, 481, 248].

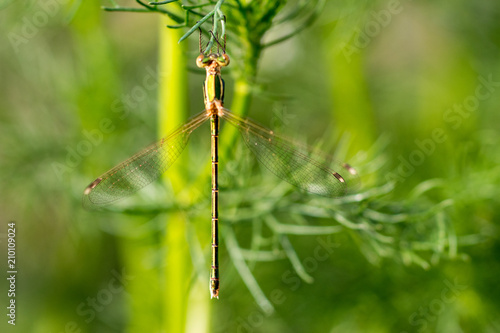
[83, 34, 358, 299]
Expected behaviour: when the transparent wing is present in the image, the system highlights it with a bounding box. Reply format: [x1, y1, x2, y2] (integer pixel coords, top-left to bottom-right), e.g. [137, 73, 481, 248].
[221, 109, 359, 197]
[83, 110, 209, 209]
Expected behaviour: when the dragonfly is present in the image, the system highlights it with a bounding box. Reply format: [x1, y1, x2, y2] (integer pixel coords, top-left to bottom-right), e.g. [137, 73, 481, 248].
[83, 34, 358, 299]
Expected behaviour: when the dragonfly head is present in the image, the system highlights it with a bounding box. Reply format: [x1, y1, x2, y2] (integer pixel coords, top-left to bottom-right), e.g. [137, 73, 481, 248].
[196, 53, 230, 68]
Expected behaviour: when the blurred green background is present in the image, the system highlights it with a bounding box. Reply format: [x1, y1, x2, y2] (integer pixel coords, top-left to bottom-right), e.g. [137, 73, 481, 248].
[1, 0, 499, 332]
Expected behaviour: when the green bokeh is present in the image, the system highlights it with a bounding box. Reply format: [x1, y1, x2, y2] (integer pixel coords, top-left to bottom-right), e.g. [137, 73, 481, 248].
[0, 1, 499, 332]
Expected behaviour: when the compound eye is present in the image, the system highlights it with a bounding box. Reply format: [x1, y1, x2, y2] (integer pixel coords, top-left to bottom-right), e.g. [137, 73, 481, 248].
[196, 54, 205, 68]
[217, 53, 230, 67]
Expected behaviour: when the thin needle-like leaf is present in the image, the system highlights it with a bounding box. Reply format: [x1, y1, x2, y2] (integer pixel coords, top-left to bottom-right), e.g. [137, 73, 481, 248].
[279, 234, 314, 283]
[178, 9, 215, 43]
[224, 226, 274, 314]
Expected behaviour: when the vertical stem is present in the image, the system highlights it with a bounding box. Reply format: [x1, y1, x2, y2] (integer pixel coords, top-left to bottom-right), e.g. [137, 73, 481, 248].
[221, 37, 260, 157]
[230, 78, 253, 117]
[158, 14, 190, 333]
[229, 35, 260, 118]
[158, 21, 188, 164]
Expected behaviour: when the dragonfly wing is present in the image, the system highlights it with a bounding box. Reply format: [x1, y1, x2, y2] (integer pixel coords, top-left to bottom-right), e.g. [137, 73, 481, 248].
[222, 109, 358, 197]
[83, 110, 209, 209]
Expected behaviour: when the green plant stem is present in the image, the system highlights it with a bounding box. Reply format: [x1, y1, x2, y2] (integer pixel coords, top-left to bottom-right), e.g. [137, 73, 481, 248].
[102, 4, 183, 22]
[157, 14, 204, 333]
[220, 33, 260, 157]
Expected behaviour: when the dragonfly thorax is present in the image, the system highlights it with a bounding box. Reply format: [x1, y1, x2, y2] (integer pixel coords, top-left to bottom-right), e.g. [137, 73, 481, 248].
[200, 53, 228, 109]
[196, 53, 230, 69]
